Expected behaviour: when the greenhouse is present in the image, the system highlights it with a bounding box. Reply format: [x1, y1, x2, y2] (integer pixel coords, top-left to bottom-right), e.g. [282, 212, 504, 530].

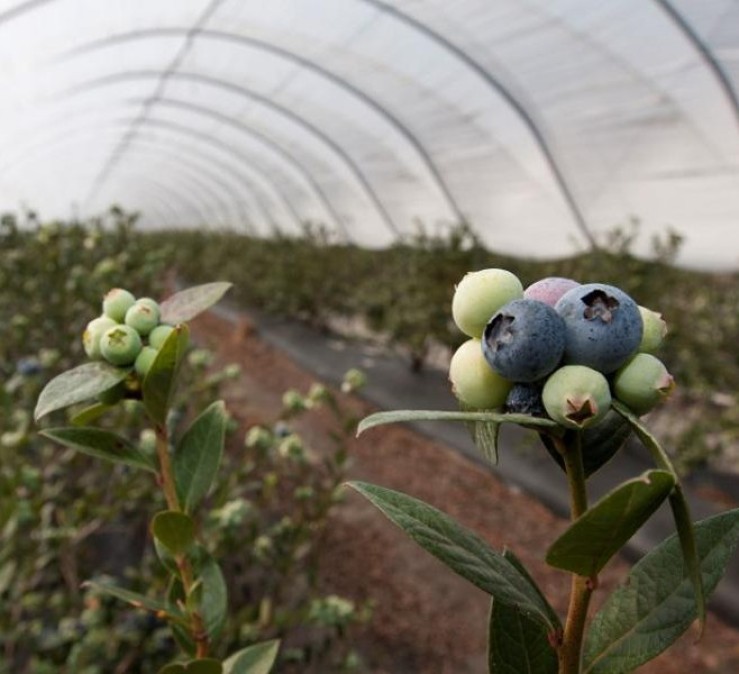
[1, 2, 738, 673]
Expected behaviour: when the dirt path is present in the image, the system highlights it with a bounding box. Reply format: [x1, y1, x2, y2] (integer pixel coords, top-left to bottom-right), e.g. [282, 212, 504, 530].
[191, 311, 739, 674]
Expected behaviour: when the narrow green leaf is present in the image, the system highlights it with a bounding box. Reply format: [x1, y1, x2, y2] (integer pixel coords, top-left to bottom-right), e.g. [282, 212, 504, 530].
[174, 401, 228, 513]
[584, 508, 739, 674]
[612, 401, 706, 627]
[39, 427, 157, 472]
[151, 511, 195, 556]
[488, 550, 560, 673]
[546, 470, 675, 576]
[223, 640, 280, 674]
[470, 419, 501, 465]
[143, 324, 190, 425]
[83, 580, 184, 620]
[347, 481, 557, 630]
[199, 553, 228, 640]
[35, 361, 130, 421]
[160, 282, 233, 324]
[357, 409, 558, 437]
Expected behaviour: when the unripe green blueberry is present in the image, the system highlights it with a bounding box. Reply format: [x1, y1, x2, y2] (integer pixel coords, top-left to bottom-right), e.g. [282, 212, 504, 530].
[125, 300, 160, 336]
[148, 324, 175, 350]
[82, 316, 118, 360]
[542, 365, 611, 429]
[452, 269, 523, 338]
[638, 306, 668, 354]
[99, 325, 143, 366]
[449, 338, 512, 409]
[134, 346, 159, 378]
[613, 353, 675, 415]
[102, 288, 136, 322]
[136, 297, 160, 313]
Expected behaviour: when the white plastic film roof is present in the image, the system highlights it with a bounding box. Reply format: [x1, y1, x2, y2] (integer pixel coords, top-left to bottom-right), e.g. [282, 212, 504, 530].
[0, 0, 737, 269]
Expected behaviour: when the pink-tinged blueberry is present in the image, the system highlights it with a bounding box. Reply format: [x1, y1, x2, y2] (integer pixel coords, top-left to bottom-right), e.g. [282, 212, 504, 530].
[524, 277, 580, 307]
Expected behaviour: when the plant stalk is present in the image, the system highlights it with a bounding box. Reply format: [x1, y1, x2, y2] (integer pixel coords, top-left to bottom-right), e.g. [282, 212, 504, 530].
[154, 424, 210, 657]
[556, 433, 595, 674]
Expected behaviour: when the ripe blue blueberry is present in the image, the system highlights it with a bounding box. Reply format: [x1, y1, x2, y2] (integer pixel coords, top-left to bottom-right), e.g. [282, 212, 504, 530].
[542, 365, 611, 429]
[554, 283, 643, 373]
[99, 325, 143, 367]
[482, 299, 566, 383]
[102, 288, 136, 323]
[505, 382, 546, 417]
[524, 277, 580, 307]
[452, 269, 523, 338]
[449, 339, 512, 409]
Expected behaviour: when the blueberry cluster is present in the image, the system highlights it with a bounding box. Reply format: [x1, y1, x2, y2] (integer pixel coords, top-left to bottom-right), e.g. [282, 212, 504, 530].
[82, 288, 175, 378]
[449, 270, 674, 428]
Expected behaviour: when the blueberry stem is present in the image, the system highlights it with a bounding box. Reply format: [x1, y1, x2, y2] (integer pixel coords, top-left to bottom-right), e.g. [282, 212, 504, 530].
[154, 424, 210, 658]
[556, 432, 595, 674]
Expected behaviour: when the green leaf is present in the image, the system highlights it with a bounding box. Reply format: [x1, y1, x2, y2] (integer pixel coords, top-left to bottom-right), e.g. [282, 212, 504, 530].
[35, 361, 130, 421]
[357, 409, 558, 437]
[158, 662, 222, 674]
[39, 427, 157, 472]
[488, 548, 560, 673]
[84, 580, 184, 621]
[612, 401, 706, 628]
[198, 552, 228, 640]
[347, 481, 557, 630]
[223, 640, 280, 674]
[160, 282, 233, 324]
[540, 410, 632, 478]
[174, 401, 228, 513]
[151, 511, 195, 556]
[546, 470, 675, 577]
[69, 402, 113, 426]
[467, 417, 501, 465]
[584, 507, 739, 674]
[142, 324, 190, 425]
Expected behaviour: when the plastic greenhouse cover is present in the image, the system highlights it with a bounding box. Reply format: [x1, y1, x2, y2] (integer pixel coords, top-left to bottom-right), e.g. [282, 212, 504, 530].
[0, 0, 737, 269]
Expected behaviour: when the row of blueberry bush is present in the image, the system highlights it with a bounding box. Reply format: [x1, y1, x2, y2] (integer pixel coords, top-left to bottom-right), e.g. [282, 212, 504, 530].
[0, 211, 368, 673]
[152, 221, 738, 474]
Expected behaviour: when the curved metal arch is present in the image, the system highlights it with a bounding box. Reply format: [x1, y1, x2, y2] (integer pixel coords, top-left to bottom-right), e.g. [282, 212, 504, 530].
[356, 0, 596, 249]
[0, 0, 53, 26]
[653, 0, 739, 130]
[0, 120, 237, 232]
[62, 27, 466, 224]
[120, 135, 265, 232]
[63, 69, 399, 237]
[113, 142, 249, 229]
[0, 106, 304, 232]
[86, 144, 228, 228]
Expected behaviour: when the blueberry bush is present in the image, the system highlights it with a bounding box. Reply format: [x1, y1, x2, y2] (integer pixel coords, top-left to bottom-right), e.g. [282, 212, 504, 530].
[1, 213, 368, 673]
[352, 268, 739, 674]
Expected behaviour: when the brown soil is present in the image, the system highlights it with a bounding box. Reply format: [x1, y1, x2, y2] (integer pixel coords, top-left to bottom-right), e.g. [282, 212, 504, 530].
[191, 310, 739, 674]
